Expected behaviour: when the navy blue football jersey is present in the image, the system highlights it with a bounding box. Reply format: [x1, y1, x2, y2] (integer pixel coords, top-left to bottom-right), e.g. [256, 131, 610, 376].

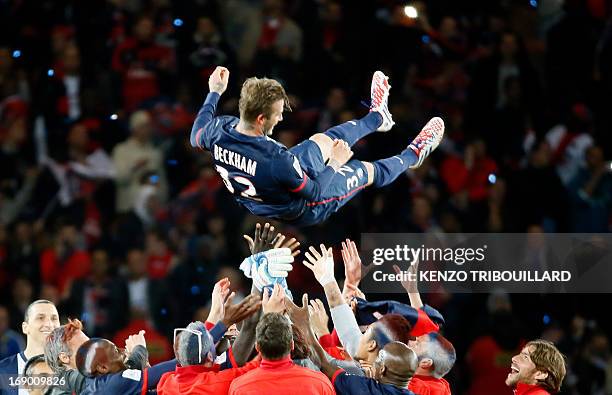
[332, 370, 417, 395]
[190, 93, 337, 221]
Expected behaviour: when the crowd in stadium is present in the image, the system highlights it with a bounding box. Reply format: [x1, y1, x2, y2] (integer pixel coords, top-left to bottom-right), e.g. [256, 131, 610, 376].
[1, 0, 612, 393]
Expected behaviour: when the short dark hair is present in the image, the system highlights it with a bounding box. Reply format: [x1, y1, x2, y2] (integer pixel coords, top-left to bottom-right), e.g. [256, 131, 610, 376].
[24, 300, 55, 322]
[76, 338, 106, 377]
[24, 354, 46, 376]
[370, 314, 412, 349]
[256, 313, 292, 361]
[290, 324, 310, 360]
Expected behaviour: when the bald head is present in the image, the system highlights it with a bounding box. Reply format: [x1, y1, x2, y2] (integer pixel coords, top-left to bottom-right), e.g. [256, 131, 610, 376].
[76, 338, 127, 377]
[374, 341, 418, 388]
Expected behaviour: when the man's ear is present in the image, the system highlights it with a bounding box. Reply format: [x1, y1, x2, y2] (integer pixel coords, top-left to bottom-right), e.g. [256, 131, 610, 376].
[59, 352, 70, 365]
[255, 343, 261, 355]
[96, 363, 109, 375]
[255, 114, 266, 126]
[534, 370, 549, 382]
[367, 339, 378, 352]
[205, 352, 214, 364]
[379, 364, 387, 377]
[21, 322, 28, 336]
[419, 358, 433, 371]
[290, 340, 295, 352]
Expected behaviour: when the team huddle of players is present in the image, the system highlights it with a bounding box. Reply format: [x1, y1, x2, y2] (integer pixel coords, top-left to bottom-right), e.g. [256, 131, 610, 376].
[0, 223, 567, 395]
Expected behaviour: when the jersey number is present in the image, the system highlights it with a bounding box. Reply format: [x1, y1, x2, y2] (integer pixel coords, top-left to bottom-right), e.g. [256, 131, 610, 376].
[215, 165, 261, 201]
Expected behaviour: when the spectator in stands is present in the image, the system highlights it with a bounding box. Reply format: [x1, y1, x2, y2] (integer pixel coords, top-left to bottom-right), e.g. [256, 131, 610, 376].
[545, 103, 595, 186]
[111, 15, 175, 111]
[568, 145, 612, 232]
[145, 230, 176, 280]
[112, 110, 167, 213]
[7, 277, 34, 332]
[39, 221, 91, 297]
[64, 249, 128, 337]
[122, 247, 172, 338]
[507, 141, 568, 231]
[0, 306, 24, 360]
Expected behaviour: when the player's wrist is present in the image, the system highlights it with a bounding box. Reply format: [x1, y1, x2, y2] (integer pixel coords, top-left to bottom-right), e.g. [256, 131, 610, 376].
[328, 159, 342, 171]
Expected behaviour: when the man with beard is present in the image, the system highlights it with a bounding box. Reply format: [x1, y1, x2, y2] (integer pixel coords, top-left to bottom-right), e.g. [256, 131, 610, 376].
[505, 340, 566, 394]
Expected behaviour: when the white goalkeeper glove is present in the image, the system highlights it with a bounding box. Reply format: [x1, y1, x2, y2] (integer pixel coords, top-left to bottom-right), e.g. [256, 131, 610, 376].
[240, 248, 294, 291]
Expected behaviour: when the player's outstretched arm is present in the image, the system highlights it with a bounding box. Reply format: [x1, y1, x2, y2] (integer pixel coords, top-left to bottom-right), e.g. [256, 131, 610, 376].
[303, 244, 361, 357]
[393, 259, 423, 308]
[286, 293, 338, 379]
[190, 66, 229, 149]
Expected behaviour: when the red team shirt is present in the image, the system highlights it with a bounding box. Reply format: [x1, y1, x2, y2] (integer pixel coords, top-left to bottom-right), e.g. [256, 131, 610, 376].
[228, 356, 334, 395]
[408, 375, 452, 395]
[513, 383, 551, 395]
[157, 359, 261, 395]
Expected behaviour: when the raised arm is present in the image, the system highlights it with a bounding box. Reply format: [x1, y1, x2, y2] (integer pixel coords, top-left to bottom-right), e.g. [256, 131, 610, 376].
[232, 224, 298, 365]
[303, 244, 362, 357]
[393, 259, 423, 308]
[286, 294, 338, 379]
[190, 66, 229, 148]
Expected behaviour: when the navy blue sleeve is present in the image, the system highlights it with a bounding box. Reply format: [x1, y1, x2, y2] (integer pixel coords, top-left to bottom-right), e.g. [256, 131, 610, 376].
[209, 321, 228, 343]
[0, 355, 18, 395]
[333, 371, 416, 395]
[333, 371, 373, 394]
[190, 92, 221, 149]
[102, 371, 144, 395]
[273, 152, 336, 201]
[421, 304, 445, 326]
[145, 359, 177, 390]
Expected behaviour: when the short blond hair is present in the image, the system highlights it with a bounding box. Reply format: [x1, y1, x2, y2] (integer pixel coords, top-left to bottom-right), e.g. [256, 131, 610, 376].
[527, 340, 566, 393]
[238, 77, 291, 123]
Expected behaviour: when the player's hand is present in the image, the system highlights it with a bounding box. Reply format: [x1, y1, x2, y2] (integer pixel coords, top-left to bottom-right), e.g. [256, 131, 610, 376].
[341, 239, 362, 288]
[244, 223, 277, 254]
[209, 66, 229, 95]
[244, 223, 301, 257]
[393, 258, 419, 293]
[221, 293, 261, 327]
[308, 298, 330, 337]
[207, 277, 231, 323]
[361, 360, 376, 378]
[329, 139, 353, 168]
[303, 244, 335, 286]
[285, 293, 311, 336]
[273, 233, 301, 257]
[344, 283, 366, 303]
[125, 330, 146, 354]
[262, 283, 286, 314]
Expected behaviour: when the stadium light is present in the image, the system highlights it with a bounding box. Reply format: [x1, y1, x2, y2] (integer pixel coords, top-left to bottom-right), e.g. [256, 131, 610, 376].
[404, 5, 418, 19]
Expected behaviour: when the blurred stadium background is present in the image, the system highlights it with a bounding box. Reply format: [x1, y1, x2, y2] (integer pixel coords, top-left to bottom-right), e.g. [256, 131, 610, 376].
[0, 0, 611, 393]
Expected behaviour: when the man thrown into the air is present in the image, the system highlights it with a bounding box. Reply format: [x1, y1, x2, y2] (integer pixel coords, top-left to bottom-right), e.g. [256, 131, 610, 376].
[190, 66, 444, 227]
